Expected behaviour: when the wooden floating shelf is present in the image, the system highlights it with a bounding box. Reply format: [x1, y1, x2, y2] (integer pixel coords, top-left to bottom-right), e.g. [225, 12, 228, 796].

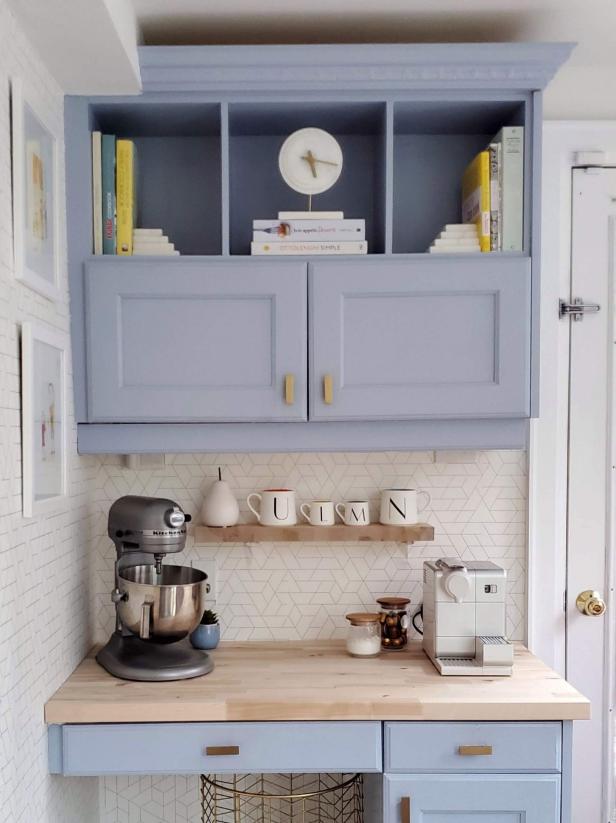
[194, 523, 434, 544]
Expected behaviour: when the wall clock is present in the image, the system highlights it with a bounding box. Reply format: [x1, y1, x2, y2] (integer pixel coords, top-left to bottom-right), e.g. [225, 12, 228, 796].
[278, 128, 343, 200]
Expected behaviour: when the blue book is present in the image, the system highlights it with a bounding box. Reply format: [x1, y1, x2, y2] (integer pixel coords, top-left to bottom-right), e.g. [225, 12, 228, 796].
[101, 134, 116, 254]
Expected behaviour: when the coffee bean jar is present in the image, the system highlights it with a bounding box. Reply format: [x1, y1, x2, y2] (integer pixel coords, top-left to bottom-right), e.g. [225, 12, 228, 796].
[376, 596, 411, 651]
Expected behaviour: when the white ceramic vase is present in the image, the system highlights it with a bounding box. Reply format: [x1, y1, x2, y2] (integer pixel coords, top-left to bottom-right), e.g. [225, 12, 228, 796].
[201, 471, 240, 527]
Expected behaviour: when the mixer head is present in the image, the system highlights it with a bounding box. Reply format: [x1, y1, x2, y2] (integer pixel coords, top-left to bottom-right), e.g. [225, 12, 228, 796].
[108, 495, 191, 556]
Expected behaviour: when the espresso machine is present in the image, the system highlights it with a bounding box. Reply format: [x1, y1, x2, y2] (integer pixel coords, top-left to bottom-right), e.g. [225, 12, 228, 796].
[96, 495, 214, 681]
[422, 558, 514, 676]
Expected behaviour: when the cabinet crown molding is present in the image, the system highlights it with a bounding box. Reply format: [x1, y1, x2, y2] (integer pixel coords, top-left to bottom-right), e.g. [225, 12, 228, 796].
[139, 42, 575, 93]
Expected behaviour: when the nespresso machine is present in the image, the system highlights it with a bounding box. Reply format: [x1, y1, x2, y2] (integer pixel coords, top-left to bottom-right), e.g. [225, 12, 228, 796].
[422, 558, 514, 675]
[96, 495, 214, 682]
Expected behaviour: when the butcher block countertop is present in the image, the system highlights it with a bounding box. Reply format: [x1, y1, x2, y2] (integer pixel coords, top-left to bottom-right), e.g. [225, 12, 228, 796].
[45, 640, 590, 725]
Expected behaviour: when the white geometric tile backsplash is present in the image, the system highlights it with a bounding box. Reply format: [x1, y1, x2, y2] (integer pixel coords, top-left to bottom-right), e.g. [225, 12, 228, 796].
[96, 448, 527, 822]
[92, 449, 527, 644]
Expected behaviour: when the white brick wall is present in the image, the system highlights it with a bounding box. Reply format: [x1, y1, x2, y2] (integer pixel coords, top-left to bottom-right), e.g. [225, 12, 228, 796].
[0, 3, 98, 820]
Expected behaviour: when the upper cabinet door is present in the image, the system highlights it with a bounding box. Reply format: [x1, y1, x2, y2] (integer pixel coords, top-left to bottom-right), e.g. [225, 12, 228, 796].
[85, 260, 307, 422]
[309, 258, 530, 421]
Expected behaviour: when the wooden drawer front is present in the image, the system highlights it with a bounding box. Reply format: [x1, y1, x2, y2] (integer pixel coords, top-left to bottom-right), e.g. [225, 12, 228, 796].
[57, 721, 382, 776]
[385, 722, 561, 773]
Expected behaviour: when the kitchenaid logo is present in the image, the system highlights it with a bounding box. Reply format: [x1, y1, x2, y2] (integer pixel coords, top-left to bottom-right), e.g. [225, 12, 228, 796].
[145, 529, 186, 537]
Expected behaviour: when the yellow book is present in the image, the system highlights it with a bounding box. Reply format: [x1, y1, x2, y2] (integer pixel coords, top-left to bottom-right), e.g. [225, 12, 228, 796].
[461, 151, 490, 252]
[116, 139, 136, 255]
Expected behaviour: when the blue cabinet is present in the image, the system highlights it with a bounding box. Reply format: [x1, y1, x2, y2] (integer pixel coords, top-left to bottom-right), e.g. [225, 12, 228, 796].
[84, 259, 307, 422]
[64, 44, 573, 451]
[309, 258, 530, 421]
[384, 774, 560, 823]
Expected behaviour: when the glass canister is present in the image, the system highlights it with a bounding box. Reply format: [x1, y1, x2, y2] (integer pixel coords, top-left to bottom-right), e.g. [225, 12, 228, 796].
[345, 613, 382, 657]
[377, 597, 411, 650]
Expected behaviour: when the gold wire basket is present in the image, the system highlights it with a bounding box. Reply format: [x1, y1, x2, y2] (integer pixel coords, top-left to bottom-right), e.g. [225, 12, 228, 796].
[200, 773, 363, 823]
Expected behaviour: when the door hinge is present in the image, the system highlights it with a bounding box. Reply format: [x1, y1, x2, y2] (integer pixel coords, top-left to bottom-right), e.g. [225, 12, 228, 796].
[559, 298, 601, 321]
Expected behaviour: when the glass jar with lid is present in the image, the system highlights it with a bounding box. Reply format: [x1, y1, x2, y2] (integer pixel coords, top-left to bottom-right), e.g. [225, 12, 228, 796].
[376, 597, 411, 650]
[344, 613, 381, 657]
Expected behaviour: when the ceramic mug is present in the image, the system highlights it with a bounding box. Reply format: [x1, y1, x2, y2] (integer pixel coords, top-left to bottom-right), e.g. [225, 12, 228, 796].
[335, 501, 370, 526]
[247, 489, 297, 526]
[300, 501, 335, 526]
[379, 488, 431, 525]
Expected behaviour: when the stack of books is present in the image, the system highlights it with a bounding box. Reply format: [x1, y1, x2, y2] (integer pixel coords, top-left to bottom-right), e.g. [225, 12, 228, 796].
[427, 224, 480, 254]
[133, 229, 179, 256]
[461, 126, 524, 253]
[92, 132, 179, 256]
[251, 212, 367, 255]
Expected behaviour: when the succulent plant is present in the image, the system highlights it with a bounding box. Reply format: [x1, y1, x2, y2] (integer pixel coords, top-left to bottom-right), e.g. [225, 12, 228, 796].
[200, 608, 219, 625]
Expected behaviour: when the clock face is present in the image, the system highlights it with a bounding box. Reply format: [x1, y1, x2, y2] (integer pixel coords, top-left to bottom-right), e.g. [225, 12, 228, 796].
[278, 128, 343, 196]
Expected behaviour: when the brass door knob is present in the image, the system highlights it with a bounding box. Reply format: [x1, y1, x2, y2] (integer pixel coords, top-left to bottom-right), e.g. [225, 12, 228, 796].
[576, 590, 607, 616]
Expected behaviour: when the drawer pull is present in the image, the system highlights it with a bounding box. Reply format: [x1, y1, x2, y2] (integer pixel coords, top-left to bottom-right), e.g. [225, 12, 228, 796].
[284, 373, 295, 405]
[205, 745, 240, 756]
[458, 745, 493, 756]
[323, 374, 334, 405]
[400, 796, 411, 823]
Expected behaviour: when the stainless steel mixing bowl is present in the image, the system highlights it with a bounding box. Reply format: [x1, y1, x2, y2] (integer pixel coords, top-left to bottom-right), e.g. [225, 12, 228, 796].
[118, 564, 207, 643]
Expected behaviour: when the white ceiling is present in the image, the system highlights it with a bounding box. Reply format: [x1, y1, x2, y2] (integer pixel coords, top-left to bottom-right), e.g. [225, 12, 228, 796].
[132, 0, 616, 118]
[7, 0, 141, 94]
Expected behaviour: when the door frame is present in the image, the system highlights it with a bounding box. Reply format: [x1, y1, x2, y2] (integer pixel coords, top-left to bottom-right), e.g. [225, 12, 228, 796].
[528, 121, 616, 674]
[529, 123, 616, 821]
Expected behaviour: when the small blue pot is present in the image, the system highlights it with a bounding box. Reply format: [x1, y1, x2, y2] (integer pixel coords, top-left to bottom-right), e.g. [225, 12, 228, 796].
[190, 622, 220, 650]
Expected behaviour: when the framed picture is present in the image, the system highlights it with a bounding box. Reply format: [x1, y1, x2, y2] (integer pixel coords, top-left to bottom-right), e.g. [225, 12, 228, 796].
[21, 322, 68, 518]
[11, 77, 60, 301]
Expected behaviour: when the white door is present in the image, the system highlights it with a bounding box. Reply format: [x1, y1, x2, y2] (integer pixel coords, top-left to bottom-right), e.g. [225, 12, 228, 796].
[567, 166, 615, 822]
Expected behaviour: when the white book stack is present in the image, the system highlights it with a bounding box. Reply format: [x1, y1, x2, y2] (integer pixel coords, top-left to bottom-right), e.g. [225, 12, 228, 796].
[251, 212, 367, 255]
[427, 224, 480, 254]
[132, 228, 180, 256]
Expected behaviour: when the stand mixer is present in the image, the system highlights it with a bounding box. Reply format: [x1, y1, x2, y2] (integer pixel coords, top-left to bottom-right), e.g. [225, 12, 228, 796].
[96, 495, 214, 682]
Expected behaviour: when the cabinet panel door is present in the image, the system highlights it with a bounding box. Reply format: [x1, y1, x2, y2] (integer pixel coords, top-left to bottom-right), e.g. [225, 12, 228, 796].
[85, 260, 307, 422]
[384, 774, 560, 823]
[309, 258, 530, 420]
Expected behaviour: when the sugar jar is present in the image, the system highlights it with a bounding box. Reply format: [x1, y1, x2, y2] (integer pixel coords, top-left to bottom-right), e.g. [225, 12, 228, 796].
[344, 613, 382, 658]
[377, 596, 411, 650]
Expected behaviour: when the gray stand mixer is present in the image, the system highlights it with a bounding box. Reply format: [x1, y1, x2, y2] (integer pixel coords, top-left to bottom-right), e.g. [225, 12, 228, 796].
[96, 495, 214, 681]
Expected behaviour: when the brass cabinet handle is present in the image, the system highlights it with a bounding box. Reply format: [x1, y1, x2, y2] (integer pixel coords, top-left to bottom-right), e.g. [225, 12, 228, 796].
[204, 745, 240, 756]
[400, 796, 411, 823]
[284, 373, 295, 405]
[458, 745, 493, 756]
[323, 374, 334, 405]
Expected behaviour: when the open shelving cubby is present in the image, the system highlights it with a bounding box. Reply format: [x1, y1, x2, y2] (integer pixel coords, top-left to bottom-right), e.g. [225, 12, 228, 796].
[86, 94, 531, 261]
[227, 101, 387, 255]
[392, 98, 529, 254]
[91, 101, 222, 255]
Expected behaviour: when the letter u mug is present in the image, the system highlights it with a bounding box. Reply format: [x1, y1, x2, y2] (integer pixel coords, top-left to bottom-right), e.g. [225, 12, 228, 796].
[379, 488, 430, 525]
[247, 489, 297, 526]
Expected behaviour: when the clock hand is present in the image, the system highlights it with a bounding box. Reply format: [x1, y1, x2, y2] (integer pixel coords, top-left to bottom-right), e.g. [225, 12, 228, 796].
[312, 157, 339, 167]
[301, 150, 318, 178]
